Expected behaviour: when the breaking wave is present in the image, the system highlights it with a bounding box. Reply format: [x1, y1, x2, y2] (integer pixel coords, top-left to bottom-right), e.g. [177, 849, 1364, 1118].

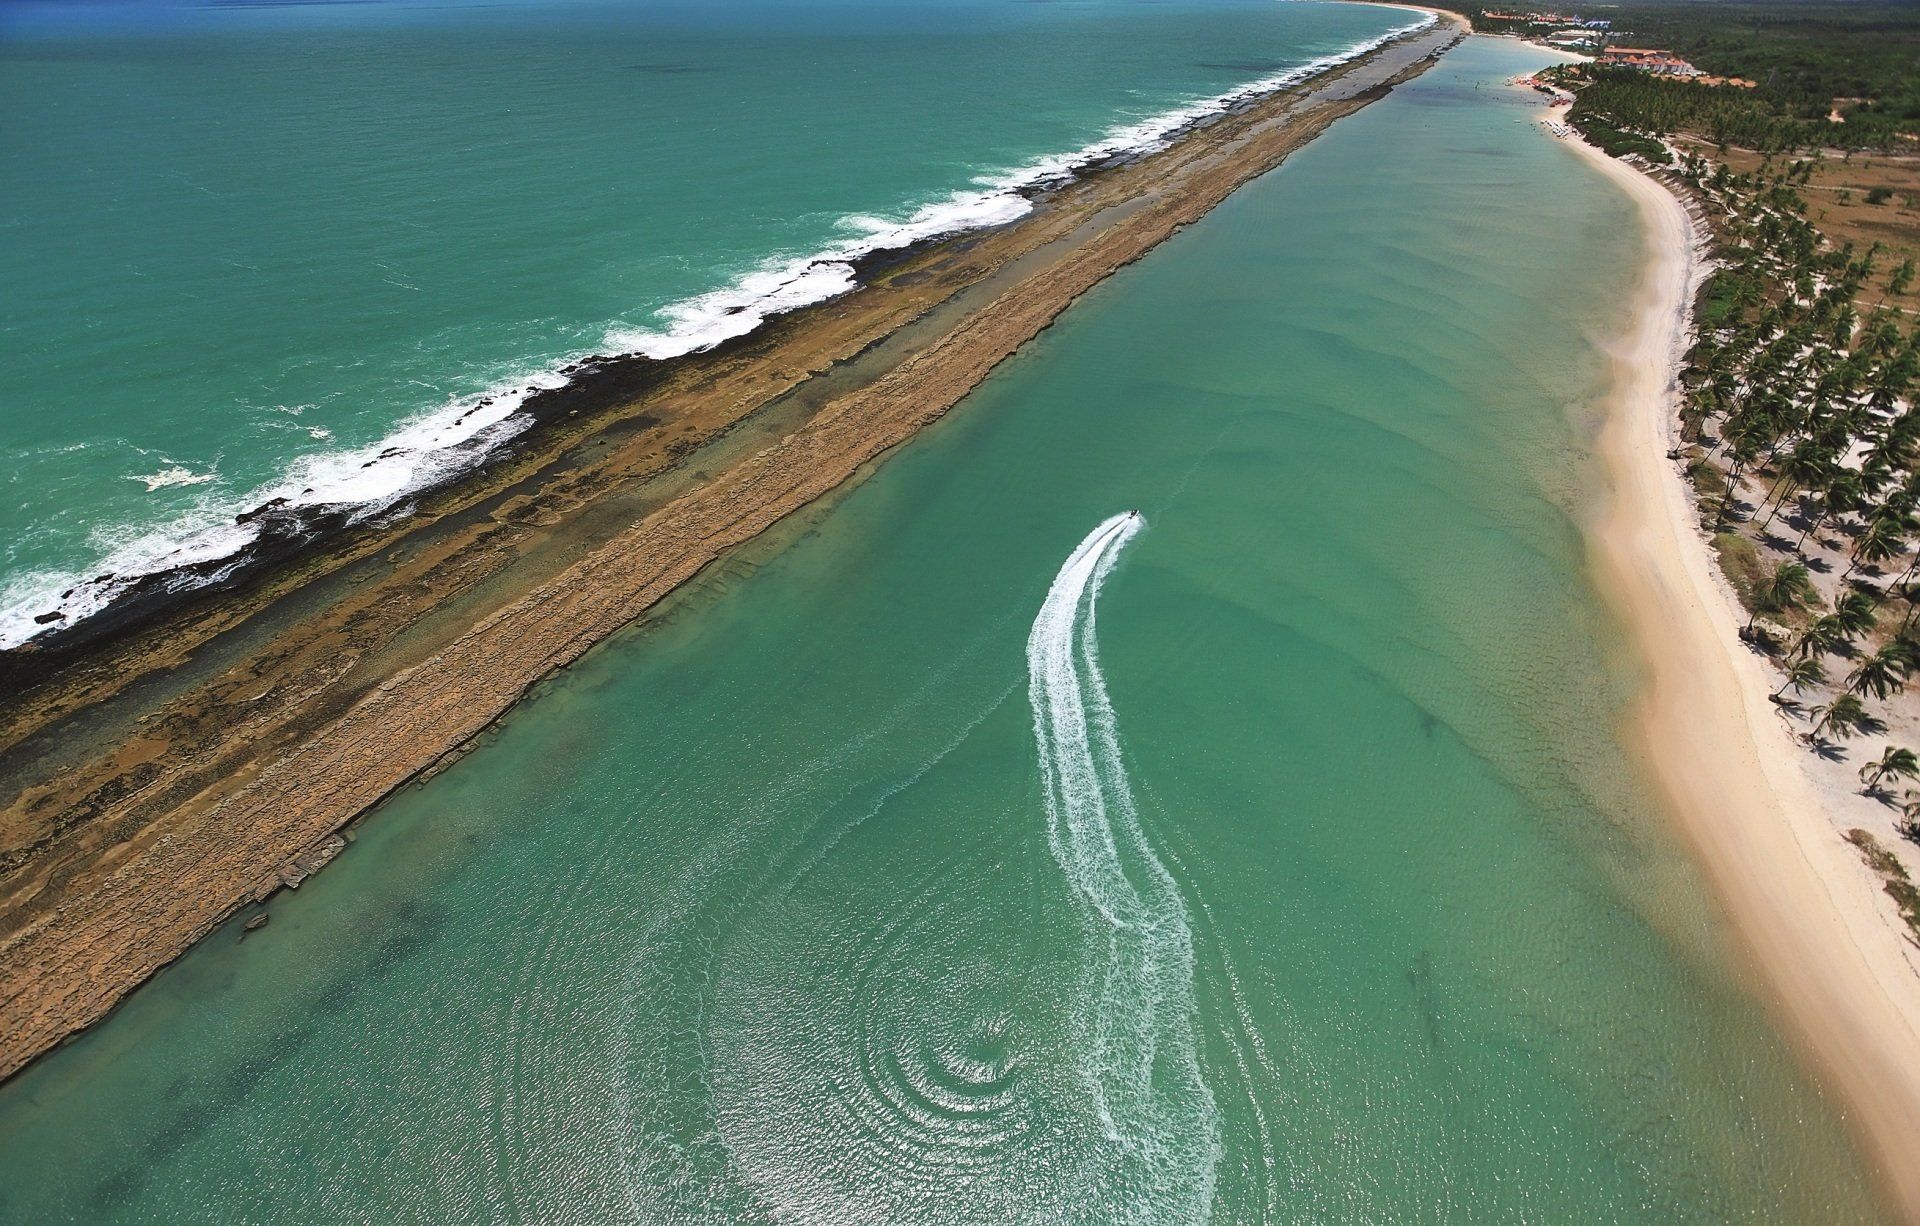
[0, 14, 1431, 651]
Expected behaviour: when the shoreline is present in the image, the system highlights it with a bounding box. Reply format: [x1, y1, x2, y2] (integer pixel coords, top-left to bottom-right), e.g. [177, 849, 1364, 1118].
[0, 15, 1465, 1084]
[0, 15, 1430, 662]
[1568, 114, 1920, 1216]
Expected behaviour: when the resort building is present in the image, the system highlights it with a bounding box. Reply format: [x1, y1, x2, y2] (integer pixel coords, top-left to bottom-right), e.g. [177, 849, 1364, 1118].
[1484, 11, 1609, 29]
[1598, 46, 1703, 77]
[1544, 28, 1599, 49]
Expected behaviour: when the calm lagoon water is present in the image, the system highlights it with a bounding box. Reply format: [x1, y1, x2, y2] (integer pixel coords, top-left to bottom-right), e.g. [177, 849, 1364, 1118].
[0, 23, 1889, 1225]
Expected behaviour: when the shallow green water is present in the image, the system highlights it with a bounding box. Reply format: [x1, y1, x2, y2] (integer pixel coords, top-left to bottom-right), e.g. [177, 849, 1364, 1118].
[0, 37, 1890, 1223]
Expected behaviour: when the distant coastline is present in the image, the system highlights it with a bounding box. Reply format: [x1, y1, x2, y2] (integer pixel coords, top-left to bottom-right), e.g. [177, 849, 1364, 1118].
[0, 13, 1463, 1085]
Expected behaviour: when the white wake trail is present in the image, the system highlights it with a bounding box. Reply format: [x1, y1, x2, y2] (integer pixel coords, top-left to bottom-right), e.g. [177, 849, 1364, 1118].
[1026, 512, 1221, 1221]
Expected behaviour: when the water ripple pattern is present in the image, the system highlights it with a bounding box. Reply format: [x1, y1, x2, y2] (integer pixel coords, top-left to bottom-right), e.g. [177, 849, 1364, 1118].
[1026, 512, 1222, 1220]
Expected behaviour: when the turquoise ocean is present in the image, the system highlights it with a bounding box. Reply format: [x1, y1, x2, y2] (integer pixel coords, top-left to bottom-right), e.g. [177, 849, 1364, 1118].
[0, 4, 1893, 1222]
[0, 0, 1415, 644]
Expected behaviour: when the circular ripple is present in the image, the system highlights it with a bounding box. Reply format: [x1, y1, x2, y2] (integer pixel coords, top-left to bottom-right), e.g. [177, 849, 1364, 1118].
[704, 856, 1103, 1223]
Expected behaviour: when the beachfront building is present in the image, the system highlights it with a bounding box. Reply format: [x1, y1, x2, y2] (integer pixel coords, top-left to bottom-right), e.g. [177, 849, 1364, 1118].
[1598, 46, 1704, 77]
[1545, 28, 1599, 49]
[1483, 11, 1610, 31]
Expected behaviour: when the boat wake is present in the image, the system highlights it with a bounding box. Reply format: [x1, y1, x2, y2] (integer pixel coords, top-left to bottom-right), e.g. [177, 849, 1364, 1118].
[1026, 512, 1221, 1219]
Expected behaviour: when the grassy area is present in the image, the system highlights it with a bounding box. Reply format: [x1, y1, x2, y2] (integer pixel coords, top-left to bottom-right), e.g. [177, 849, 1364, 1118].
[1712, 531, 1769, 608]
[1844, 829, 1920, 943]
[1689, 142, 1920, 308]
[1688, 454, 1726, 516]
[1695, 269, 1747, 328]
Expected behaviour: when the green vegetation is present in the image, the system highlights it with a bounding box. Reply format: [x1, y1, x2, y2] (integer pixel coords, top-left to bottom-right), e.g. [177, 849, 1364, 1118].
[1656, 142, 1920, 810]
[1696, 269, 1748, 328]
[1523, 2, 1920, 899]
[1712, 530, 1768, 605]
[1590, 3, 1920, 137]
[1480, 1, 1920, 150]
[1570, 108, 1675, 163]
[1772, 655, 1828, 697]
[1564, 67, 1837, 153]
[1860, 743, 1920, 791]
[1747, 560, 1815, 630]
[1844, 829, 1920, 937]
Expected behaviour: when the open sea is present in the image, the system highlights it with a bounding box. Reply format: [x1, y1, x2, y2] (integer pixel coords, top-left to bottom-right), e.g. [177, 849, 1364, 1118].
[0, 0, 1415, 644]
[0, 4, 1892, 1221]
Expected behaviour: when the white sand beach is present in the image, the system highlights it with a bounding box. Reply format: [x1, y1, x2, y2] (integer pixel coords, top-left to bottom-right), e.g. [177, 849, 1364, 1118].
[1568, 113, 1920, 1215]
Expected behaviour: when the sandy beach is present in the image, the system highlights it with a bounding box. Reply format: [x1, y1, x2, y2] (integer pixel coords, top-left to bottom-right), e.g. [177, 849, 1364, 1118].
[1569, 115, 1920, 1215]
[0, 15, 1463, 1083]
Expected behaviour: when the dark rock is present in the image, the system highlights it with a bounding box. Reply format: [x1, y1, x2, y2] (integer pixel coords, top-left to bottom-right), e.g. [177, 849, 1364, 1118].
[235, 497, 289, 525]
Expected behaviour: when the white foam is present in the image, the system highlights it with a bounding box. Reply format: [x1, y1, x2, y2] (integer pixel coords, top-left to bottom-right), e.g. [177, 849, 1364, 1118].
[0, 15, 1432, 650]
[128, 466, 217, 492]
[1025, 512, 1221, 1215]
[603, 15, 1429, 365]
[0, 378, 548, 649]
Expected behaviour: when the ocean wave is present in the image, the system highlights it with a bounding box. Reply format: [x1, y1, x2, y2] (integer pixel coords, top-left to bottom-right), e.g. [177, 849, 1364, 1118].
[128, 465, 218, 492]
[604, 14, 1428, 363]
[0, 13, 1431, 652]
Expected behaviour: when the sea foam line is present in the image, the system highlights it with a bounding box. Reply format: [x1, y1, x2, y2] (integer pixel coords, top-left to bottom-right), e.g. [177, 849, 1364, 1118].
[0, 14, 1431, 651]
[1026, 513, 1220, 1219]
[604, 12, 1432, 364]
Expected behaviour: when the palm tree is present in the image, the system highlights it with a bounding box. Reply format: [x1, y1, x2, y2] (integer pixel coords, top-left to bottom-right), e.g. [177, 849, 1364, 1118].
[1758, 446, 1831, 532]
[1714, 437, 1764, 530]
[1845, 514, 1908, 580]
[1793, 615, 1845, 661]
[1772, 657, 1826, 699]
[1886, 527, 1920, 592]
[1747, 562, 1814, 632]
[1848, 643, 1912, 699]
[1810, 693, 1869, 742]
[1860, 413, 1918, 474]
[1833, 590, 1879, 638]
[1865, 362, 1916, 419]
[1890, 631, 1920, 671]
[1896, 581, 1920, 632]
[1797, 470, 1864, 550]
[1858, 313, 1903, 360]
[1896, 796, 1920, 844]
[1859, 745, 1919, 793]
[1889, 257, 1915, 300]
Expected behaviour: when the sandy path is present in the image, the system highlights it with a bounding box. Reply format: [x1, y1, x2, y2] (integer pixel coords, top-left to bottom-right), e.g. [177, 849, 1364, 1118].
[1568, 117, 1920, 1217]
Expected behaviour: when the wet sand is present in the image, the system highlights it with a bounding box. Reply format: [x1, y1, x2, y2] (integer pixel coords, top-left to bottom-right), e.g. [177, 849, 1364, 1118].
[0, 17, 1463, 1082]
[1571, 117, 1920, 1217]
